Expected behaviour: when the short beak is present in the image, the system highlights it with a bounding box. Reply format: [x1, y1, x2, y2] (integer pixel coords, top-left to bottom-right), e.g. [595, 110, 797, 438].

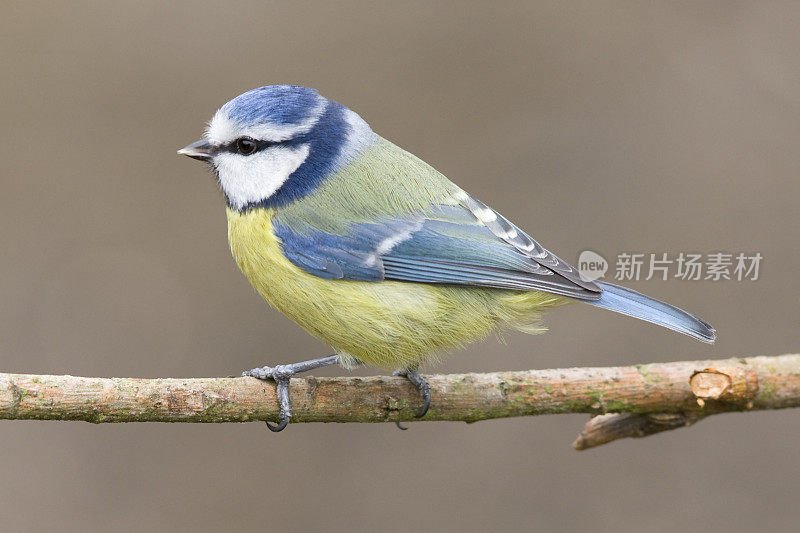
[177, 139, 214, 161]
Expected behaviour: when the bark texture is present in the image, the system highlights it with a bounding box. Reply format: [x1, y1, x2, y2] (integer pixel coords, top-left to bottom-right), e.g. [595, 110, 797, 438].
[1, 354, 798, 449]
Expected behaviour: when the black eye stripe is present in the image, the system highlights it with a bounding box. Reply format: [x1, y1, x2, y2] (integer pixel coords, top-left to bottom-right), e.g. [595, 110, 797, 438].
[219, 137, 279, 155]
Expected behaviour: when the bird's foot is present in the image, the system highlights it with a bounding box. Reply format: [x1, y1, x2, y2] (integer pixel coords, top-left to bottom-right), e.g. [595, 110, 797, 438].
[393, 367, 431, 419]
[242, 354, 339, 432]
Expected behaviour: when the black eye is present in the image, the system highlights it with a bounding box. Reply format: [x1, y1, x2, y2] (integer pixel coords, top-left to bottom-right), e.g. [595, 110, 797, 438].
[235, 137, 258, 155]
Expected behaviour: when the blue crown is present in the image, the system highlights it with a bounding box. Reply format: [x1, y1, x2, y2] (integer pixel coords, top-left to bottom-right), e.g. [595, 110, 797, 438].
[224, 85, 322, 127]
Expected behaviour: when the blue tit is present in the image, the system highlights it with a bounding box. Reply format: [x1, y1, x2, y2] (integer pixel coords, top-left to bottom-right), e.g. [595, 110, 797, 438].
[179, 85, 715, 431]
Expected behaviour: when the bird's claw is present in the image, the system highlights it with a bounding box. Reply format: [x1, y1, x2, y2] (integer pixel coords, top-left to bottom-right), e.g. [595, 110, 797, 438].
[394, 368, 431, 419]
[242, 355, 340, 432]
[243, 365, 294, 432]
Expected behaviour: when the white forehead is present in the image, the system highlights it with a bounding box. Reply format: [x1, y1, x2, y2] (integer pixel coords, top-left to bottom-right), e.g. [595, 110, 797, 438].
[205, 97, 328, 146]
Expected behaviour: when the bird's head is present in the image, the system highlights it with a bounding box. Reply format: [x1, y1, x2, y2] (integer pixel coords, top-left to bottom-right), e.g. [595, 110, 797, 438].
[179, 85, 375, 211]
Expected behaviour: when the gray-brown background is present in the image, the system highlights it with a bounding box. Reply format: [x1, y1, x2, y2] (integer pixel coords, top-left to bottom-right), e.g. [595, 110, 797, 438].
[1, 1, 798, 531]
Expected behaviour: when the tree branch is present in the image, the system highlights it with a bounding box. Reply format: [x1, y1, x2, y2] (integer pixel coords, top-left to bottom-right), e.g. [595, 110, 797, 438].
[1, 354, 798, 449]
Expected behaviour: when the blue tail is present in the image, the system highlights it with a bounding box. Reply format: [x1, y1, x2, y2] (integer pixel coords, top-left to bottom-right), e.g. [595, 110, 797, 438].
[586, 282, 716, 343]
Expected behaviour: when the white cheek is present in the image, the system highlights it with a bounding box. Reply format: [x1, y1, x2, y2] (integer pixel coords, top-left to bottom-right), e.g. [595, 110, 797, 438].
[214, 144, 310, 210]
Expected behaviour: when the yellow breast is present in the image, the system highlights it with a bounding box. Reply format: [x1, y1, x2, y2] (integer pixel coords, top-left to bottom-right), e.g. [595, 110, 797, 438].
[227, 208, 445, 368]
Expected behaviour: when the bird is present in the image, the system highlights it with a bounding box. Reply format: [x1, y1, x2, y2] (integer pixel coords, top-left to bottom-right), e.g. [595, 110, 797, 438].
[178, 85, 716, 432]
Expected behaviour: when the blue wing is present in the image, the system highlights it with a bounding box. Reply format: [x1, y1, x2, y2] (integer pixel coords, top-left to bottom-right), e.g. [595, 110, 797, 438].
[273, 201, 601, 300]
[273, 194, 716, 343]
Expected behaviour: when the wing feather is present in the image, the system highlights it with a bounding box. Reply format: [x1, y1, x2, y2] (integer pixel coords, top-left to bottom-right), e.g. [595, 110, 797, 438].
[273, 201, 600, 300]
[454, 191, 599, 292]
